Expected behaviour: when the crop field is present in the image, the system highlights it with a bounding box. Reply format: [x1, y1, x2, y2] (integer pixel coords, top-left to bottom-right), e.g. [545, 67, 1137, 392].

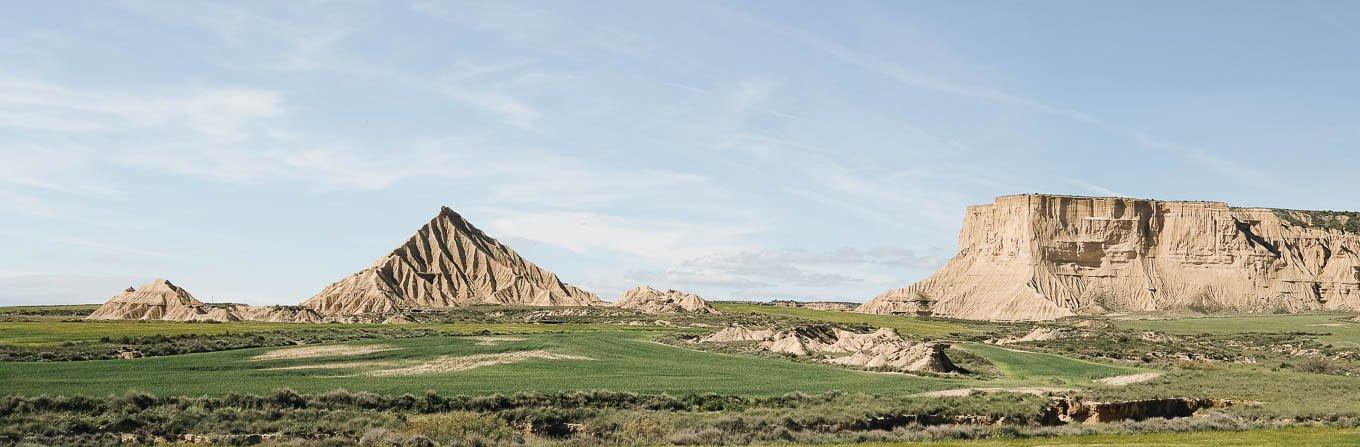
[955, 343, 1144, 384]
[0, 320, 674, 346]
[0, 331, 977, 396]
[9, 309, 1360, 446]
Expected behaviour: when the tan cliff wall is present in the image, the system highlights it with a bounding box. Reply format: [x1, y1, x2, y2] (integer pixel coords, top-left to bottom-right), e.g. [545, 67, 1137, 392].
[859, 194, 1360, 320]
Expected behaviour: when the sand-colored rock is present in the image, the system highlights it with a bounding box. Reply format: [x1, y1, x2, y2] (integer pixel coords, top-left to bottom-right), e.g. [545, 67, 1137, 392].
[87, 280, 336, 323]
[700, 326, 776, 343]
[302, 207, 602, 316]
[86, 279, 229, 321]
[245, 306, 325, 324]
[770, 300, 856, 311]
[701, 325, 960, 374]
[996, 327, 1064, 345]
[860, 194, 1360, 321]
[613, 286, 719, 314]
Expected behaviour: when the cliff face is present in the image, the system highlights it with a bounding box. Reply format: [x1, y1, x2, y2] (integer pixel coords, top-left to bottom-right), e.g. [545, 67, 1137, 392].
[858, 194, 1360, 320]
[302, 207, 602, 316]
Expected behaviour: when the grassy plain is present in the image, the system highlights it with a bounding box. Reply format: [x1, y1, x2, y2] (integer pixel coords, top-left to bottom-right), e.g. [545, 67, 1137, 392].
[0, 331, 979, 396]
[713, 302, 979, 336]
[956, 343, 1144, 384]
[0, 320, 675, 346]
[1113, 313, 1360, 346]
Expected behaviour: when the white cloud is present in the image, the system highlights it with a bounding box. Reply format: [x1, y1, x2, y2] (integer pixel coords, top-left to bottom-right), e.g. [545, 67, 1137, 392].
[44, 235, 168, 258]
[411, 0, 646, 56]
[477, 208, 758, 262]
[627, 246, 947, 298]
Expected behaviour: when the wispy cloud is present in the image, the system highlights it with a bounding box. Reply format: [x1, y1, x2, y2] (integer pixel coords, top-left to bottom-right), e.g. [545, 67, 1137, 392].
[44, 235, 167, 257]
[627, 246, 946, 299]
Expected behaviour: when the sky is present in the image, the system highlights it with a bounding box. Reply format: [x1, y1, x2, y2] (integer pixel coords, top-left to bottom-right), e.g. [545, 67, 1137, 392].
[3, 1, 1360, 306]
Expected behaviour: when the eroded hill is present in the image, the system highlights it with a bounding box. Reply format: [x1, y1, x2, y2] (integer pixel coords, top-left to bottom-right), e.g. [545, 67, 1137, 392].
[859, 194, 1360, 320]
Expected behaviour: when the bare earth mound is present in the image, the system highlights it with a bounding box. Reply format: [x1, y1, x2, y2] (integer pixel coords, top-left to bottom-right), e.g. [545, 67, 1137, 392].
[86, 279, 243, 322]
[613, 286, 719, 314]
[860, 194, 1360, 321]
[700, 325, 960, 374]
[302, 207, 602, 316]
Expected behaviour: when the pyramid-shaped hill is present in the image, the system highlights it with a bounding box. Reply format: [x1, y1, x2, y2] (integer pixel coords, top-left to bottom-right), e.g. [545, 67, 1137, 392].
[87, 278, 206, 320]
[302, 206, 603, 316]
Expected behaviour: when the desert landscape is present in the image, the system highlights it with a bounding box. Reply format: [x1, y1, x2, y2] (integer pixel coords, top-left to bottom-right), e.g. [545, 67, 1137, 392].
[6, 2, 1360, 446]
[5, 196, 1360, 446]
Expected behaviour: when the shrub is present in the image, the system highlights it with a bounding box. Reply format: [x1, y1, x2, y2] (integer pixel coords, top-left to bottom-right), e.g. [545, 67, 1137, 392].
[404, 412, 517, 445]
[1297, 357, 1333, 374]
[616, 416, 668, 444]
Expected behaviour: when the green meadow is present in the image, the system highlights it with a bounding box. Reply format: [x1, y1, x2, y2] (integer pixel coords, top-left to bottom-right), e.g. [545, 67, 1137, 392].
[1113, 313, 1360, 346]
[713, 302, 980, 336]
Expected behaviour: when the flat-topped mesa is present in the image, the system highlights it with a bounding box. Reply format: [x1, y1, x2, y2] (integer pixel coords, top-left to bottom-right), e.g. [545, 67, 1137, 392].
[302, 206, 602, 316]
[858, 194, 1360, 321]
[614, 286, 720, 314]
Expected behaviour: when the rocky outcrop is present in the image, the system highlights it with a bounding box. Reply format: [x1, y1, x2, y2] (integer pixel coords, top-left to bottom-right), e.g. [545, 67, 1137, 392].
[1046, 398, 1230, 424]
[771, 300, 856, 311]
[89, 281, 322, 323]
[86, 279, 224, 321]
[700, 325, 960, 374]
[860, 194, 1360, 320]
[613, 286, 719, 314]
[302, 207, 602, 316]
[246, 306, 325, 324]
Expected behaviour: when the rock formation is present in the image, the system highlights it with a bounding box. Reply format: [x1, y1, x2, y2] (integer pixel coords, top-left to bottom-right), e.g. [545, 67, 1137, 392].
[87, 280, 336, 323]
[302, 207, 601, 316]
[700, 325, 960, 373]
[246, 306, 325, 324]
[87, 279, 210, 321]
[859, 194, 1360, 321]
[614, 286, 719, 314]
[771, 300, 856, 311]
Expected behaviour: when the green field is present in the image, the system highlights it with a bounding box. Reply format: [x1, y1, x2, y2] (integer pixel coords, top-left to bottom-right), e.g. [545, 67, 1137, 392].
[714, 302, 979, 336]
[0, 320, 673, 346]
[0, 331, 983, 396]
[9, 309, 1360, 446]
[1113, 313, 1360, 346]
[956, 343, 1144, 384]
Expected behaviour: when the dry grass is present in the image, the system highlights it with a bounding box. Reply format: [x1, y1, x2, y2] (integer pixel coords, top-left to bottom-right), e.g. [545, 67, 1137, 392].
[251, 344, 399, 361]
[1095, 372, 1163, 386]
[367, 350, 591, 376]
[472, 336, 528, 346]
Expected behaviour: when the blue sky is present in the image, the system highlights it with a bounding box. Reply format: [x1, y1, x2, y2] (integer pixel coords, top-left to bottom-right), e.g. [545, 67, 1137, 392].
[3, 1, 1359, 305]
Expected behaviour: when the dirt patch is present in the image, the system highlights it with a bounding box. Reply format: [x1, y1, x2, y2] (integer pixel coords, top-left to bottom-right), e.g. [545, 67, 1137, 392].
[263, 360, 400, 371]
[251, 344, 399, 361]
[1309, 323, 1347, 327]
[472, 336, 528, 346]
[366, 350, 592, 377]
[1095, 372, 1163, 386]
[914, 387, 1074, 398]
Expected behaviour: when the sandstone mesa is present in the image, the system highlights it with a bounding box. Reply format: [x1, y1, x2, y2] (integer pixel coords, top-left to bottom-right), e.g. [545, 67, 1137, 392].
[859, 194, 1360, 321]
